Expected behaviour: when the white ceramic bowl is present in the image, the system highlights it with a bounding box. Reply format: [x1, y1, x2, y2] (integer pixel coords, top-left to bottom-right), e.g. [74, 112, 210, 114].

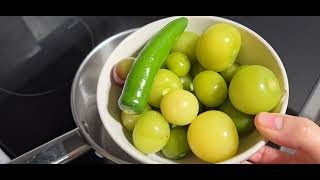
[96, 16, 289, 164]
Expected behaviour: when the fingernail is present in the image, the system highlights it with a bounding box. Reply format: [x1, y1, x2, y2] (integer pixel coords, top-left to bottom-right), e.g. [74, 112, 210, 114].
[257, 113, 283, 130]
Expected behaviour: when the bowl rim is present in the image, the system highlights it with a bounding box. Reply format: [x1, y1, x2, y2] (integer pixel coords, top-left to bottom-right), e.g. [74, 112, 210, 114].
[96, 16, 289, 164]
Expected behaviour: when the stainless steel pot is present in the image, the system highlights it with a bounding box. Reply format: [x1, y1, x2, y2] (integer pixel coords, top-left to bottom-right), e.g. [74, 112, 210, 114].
[10, 29, 139, 164]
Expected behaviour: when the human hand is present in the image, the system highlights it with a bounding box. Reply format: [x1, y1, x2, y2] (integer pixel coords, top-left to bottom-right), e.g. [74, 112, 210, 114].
[243, 112, 320, 164]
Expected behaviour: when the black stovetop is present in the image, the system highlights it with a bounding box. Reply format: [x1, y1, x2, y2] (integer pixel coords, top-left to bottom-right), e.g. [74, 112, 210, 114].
[1, 16, 319, 163]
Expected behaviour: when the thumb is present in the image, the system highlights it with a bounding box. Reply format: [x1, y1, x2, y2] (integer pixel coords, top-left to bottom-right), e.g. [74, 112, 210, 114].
[254, 112, 320, 159]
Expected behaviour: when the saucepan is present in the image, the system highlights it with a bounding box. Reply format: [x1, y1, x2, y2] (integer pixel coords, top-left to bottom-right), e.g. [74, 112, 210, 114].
[10, 29, 139, 164]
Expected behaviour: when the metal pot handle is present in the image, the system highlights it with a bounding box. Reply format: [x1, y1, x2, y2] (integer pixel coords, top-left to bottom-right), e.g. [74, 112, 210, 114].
[9, 128, 90, 164]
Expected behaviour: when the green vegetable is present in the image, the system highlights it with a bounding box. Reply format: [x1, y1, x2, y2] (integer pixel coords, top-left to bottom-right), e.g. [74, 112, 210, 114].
[172, 31, 199, 63]
[133, 111, 170, 154]
[193, 71, 228, 108]
[196, 23, 241, 72]
[162, 126, 190, 159]
[160, 89, 199, 126]
[229, 65, 281, 115]
[118, 17, 188, 114]
[166, 52, 190, 77]
[148, 69, 183, 108]
[190, 61, 205, 78]
[187, 110, 239, 163]
[220, 62, 240, 83]
[180, 74, 193, 91]
[219, 99, 255, 136]
[121, 104, 152, 132]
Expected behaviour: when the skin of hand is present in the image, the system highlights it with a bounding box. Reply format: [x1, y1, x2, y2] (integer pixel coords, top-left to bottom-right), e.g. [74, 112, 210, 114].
[243, 112, 320, 164]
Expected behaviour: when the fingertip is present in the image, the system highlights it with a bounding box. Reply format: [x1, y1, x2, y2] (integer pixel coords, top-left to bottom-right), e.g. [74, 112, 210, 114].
[254, 112, 268, 127]
[254, 112, 283, 130]
[255, 111, 267, 120]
